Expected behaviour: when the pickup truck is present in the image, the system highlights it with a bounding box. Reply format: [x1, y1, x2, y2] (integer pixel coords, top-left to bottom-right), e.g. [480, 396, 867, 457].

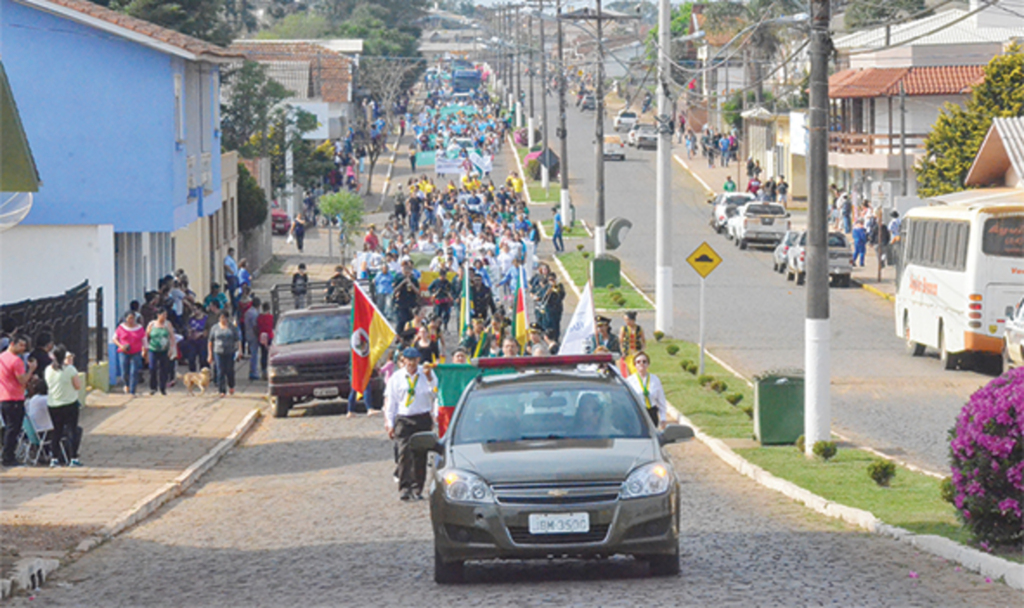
[267, 304, 385, 418]
[613, 109, 638, 131]
[786, 231, 854, 287]
[727, 203, 790, 249]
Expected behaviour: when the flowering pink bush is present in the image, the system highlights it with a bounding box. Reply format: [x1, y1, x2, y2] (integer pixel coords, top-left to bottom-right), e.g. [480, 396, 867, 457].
[514, 128, 528, 146]
[948, 366, 1023, 548]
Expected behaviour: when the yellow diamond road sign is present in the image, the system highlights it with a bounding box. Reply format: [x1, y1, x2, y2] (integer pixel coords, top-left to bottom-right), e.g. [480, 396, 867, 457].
[686, 242, 722, 278]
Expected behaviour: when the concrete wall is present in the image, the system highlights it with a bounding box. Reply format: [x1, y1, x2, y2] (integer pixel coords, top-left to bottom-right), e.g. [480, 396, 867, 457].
[172, 152, 239, 296]
[0, 224, 116, 331]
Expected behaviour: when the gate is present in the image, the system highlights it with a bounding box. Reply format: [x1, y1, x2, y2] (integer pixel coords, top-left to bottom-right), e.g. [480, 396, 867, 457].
[1, 281, 91, 368]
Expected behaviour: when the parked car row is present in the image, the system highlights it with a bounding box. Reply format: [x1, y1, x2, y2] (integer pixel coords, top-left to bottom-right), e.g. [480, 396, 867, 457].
[708, 194, 854, 288]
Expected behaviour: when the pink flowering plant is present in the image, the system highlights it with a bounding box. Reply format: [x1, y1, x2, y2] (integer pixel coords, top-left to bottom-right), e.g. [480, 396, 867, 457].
[948, 367, 1023, 548]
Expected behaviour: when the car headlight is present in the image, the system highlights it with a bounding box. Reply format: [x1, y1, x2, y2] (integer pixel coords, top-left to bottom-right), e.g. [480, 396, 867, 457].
[620, 462, 672, 499]
[268, 365, 297, 378]
[441, 469, 494, 504]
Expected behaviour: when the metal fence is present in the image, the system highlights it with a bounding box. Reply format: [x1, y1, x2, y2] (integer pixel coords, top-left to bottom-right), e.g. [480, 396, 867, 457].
[1, 280, 92, 368]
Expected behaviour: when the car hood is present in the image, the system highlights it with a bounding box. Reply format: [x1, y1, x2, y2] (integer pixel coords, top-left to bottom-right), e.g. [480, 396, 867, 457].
[450, 439, 656, 484]
[269, 339, 349, 365]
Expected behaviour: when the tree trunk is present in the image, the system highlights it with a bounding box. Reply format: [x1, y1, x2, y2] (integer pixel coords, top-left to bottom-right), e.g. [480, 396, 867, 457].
[364, 158, 378, 196]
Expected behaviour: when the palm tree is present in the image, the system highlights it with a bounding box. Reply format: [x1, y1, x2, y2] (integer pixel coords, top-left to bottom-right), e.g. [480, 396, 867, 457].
[702, 0, 804, 104]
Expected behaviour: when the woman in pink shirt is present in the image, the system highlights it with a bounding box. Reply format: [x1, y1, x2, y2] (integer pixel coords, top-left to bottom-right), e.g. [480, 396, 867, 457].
[113, 313, 145, 395]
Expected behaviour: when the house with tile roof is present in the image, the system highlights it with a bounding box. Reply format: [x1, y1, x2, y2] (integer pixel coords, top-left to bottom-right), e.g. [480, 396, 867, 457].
[823, 0, 1024, 204]
[0, 0, 241, 364]
[230, 40, 361, 141]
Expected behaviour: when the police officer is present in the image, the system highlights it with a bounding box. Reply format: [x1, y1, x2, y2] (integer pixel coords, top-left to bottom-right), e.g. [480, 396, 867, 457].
[384, 347, 437, 501]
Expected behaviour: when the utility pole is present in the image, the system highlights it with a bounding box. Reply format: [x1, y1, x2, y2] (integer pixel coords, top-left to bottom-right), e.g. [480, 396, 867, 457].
[594, 0, 606, 256]
[899, 81, 907, 197]
[539, 0, 550, 191]
[515, 5, 523, 129]
[805, 0, 832, 456]
[528, 12, 537, 148]
[557, 0, 570, 224]
[655, 0, 673, 335]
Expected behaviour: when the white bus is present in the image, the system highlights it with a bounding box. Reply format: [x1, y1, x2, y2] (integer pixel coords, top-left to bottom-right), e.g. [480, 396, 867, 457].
[895, 188, 1024, 370]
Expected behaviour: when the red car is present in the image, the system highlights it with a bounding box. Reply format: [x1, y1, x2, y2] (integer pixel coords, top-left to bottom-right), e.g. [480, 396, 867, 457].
[271, 206, 291, 235]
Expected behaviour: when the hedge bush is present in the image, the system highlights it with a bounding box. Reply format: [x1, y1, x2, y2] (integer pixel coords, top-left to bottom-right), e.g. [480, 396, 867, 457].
[868, 459, 897, 487]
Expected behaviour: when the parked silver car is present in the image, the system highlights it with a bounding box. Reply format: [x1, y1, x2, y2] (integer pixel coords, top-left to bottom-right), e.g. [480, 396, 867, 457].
[627, 123, 657, 148]
[786, 231, 853, 287]
[726, 203, 789, 249]
[709, 193, 755, 234]
[1003, 296, 1024, 370]
[772, 231, 800, 273]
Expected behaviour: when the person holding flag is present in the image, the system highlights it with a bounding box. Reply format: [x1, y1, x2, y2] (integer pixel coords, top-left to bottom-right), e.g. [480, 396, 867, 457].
[511, 265, 529, 354]
[384, 347, 437, 501]
[625, 352, 667, 429]
[349, 282, 396, 418]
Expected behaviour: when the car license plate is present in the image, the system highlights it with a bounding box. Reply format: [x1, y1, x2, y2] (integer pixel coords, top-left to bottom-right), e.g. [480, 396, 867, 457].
[528, 512, 590, 535]
[761, 217, 774, 225]
[313, 387, 339, 398]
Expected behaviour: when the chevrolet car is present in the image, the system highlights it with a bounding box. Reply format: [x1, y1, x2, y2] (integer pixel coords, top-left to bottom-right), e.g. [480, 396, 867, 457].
[411, 354, 694, 584]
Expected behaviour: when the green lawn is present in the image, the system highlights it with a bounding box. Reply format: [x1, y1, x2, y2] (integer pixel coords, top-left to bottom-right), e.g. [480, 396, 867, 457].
[528, 184, 560, 204]
[556, 251, 653, 310]
[648, 339, 754, 439]
[541, 219, 588, 238]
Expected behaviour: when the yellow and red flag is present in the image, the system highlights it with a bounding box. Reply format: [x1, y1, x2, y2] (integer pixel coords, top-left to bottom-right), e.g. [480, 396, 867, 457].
[513, 267, 528, 352]
[351, 282, 395, 395]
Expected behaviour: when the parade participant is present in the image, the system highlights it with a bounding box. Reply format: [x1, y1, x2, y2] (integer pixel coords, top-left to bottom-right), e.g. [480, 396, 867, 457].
[144, 309, 176, 396]
[619, 311, 646, 358]
[460, 317, 487, 357]
[527, 323, 549, 356]
[501, 337, 520, 357]
[587, 316, 621, 354]
[428, 268, 455, 332]
[291, 263, 309, 309]
[207, 311, 242, 397]
[383, 348, 437, 501]
[393, 261, 421, 334]
[626, 352, 667, 428]
[1, 335, 35, 467]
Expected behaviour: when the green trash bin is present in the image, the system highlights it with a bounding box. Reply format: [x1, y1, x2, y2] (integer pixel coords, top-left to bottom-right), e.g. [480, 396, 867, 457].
[753, 371, 804, 445]
[591, 254, 621, 288]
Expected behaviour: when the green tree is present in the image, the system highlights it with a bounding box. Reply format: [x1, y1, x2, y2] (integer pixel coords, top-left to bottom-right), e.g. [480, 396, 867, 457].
[702, 0, 804, 102]
[259, 108, 334, 195]
[109, 0, 235, 45]
[335, 4, 421, 57]
[644, 2, 695, 63]
[221, 61, 291, 157]
[917, 45, 1024, 196]
[255, 12, 333, 39]
[318, 190, 365, 246]
[236, 163, 268, 233]
[843, 0, 930, 30]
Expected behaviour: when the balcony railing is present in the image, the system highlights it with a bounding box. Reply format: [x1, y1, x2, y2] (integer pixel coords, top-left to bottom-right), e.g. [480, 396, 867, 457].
[828, 131, 928, 155]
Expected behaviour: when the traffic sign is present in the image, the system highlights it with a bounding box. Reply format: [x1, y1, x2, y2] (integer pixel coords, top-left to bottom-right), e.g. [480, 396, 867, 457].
[686, 242, 722, 278]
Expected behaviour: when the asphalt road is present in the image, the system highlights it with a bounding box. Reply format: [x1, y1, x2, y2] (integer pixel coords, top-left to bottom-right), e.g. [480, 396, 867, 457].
[15, 411, 1018, 607]
[545, 94, 995, 473]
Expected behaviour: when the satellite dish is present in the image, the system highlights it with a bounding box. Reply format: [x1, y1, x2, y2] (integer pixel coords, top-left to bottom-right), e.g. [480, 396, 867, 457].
[0, 192, 33, 233]
[605, 216, 632, 250]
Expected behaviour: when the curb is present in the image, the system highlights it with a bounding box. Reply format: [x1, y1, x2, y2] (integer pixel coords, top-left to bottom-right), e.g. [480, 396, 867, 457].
[665, 403, 1024, 591]
[1, 407, 262, 600]
[672, 154, 715, 196]
[853, 279, 896, 302]
[549, 254, 652, 313]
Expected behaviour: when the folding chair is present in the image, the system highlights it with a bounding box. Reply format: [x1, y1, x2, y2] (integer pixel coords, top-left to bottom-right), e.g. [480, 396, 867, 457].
[22, 400, 63, 465]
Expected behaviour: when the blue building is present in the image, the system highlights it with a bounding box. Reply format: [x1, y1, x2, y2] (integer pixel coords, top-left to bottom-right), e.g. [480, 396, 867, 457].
[0, 0, 238, 352]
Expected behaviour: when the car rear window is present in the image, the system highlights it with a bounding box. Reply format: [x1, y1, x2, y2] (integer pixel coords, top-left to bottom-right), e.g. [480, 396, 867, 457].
[745, 204, 786, 216]
[451, 381, 649, 445]
[828, 233, 847, 248]
[725, 195, 753, 205]
[274, 313, 352, 345]
[620, 112, 636, 118]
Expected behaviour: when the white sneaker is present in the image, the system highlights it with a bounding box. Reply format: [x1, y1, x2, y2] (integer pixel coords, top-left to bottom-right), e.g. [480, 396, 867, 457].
[49, 459, 60, 468]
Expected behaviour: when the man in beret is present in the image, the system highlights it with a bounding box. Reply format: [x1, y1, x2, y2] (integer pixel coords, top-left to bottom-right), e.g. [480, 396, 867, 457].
[384, 347, 437, 501]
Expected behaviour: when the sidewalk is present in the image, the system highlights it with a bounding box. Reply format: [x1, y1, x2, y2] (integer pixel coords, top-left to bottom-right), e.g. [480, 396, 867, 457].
[0, 372, 263, 594]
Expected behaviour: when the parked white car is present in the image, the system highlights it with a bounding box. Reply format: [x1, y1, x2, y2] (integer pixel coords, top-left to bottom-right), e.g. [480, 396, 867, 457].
[602, 135, 626, 160]
[786, 231, 854, 287]
[627, 123, 657, 148]
[726, 203, 789, 249]
[613, 109, 638, 132]
[772, 230, 800, 273]
[710, 193, 755, 234]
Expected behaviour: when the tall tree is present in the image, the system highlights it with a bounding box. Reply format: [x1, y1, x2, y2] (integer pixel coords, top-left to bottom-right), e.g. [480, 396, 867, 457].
[221, 61, 292, 158]
[109, 0, 236, 45]
[917, 45, 1024, 196]
[702, 0, 804, 103]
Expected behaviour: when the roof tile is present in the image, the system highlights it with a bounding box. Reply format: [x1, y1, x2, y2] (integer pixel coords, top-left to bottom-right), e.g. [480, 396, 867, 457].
[829, 65, 986, 98]
[230, 41, 354, 104]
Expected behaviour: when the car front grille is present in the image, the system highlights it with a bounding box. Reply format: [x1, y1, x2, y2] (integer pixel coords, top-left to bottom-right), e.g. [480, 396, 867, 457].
[296, 361, 346, 382]
[507, 524, 611, 545]
[492, 482, 622, 506]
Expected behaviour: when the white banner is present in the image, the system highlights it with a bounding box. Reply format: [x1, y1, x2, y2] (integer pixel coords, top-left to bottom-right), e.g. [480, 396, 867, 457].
[559, 282, 595, 355]
[468, 151, 493, 175]
[435, 157, 463, 175]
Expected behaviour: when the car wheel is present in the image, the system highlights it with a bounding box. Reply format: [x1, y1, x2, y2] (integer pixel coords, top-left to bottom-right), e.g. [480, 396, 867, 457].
[273, 396, 292, 418]
[434, 549, 464, 584]
[796, 272, 805, 285]
[904, 316, 925, 357]
[739, 239, 748, 250]
[778, 262, 786, 274]
[786, 267, 794, 281]
[647, 548, 680, 577]
[939, 325, 959, 371]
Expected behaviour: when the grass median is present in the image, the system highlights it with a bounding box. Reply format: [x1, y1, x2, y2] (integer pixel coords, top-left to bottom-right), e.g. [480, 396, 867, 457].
[528, 184, 559, 204]
[541, 219, 589, 239]
[555, 251, 653, 310]
[648, 337, 991, 559]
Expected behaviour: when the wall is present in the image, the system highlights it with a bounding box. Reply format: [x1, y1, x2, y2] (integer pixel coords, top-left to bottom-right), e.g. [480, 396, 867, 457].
[0, 224, 116, 331]
[173, 152, 238, 296]
[290, 101, 348, 140]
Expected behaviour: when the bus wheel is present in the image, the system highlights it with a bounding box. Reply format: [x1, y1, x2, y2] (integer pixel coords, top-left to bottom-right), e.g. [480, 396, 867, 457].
[939, 328, 959, 371]
[904, 316, 924, 356]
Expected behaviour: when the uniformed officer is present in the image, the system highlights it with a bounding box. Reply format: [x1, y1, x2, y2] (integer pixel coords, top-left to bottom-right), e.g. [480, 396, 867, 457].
[587, 316, 621, 354]
[384, 347, 438, 501]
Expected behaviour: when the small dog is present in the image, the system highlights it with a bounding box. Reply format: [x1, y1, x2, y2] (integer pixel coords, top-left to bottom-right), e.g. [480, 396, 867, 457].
[180, 368, 212, 396]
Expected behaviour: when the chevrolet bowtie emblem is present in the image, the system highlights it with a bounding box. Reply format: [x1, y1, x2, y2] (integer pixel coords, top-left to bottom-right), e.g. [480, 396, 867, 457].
[548, 489, 569, 497]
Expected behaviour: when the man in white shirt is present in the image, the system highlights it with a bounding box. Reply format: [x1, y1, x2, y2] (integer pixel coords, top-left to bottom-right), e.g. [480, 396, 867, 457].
[625, 352, 667, 428]
[384, 347, 438, 501]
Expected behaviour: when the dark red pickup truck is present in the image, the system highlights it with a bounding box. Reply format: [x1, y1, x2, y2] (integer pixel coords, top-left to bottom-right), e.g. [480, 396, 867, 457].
[267, 304, 383, 418]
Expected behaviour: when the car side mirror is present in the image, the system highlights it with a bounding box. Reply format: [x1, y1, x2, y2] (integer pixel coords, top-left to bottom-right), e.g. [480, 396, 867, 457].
[411, 431, 442, 453]
[1006, 305, 1015, 318]
[659, 424, 695, 445]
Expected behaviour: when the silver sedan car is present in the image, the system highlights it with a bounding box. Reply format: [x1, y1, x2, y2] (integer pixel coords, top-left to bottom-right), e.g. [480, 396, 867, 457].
[772, 231, 800, 273]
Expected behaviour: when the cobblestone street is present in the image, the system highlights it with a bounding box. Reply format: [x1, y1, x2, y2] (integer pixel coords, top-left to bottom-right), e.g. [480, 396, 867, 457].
[14, 410, 1020, 607]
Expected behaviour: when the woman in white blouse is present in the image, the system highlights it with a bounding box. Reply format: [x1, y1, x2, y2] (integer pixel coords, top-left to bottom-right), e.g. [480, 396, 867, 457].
[625, 352, 666, 429]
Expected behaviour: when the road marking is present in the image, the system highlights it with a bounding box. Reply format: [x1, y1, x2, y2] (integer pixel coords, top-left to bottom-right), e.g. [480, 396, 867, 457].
[673, 154, 714, 195]
[855, 280, 896, 302]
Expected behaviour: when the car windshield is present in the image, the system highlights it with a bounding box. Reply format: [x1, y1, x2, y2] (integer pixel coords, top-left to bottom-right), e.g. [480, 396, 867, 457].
[451, 380, 649, 445]
[744, 204, 786, 216]
[274, 313, 352, 345]
[619, 111, 636, 118]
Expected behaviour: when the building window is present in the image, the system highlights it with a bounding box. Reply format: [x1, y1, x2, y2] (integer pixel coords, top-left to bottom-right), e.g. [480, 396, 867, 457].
[174, 74, 185, 142]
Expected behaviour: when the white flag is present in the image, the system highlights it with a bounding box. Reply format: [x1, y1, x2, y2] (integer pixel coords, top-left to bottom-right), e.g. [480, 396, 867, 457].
[559, 282, 595, 355]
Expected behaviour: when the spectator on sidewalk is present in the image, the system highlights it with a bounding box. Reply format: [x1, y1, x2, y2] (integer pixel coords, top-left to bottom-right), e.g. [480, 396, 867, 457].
[1, 334, 36, 467]
[723, 176, 737, 193]
[144, 310, 176, 396]
[208, 311, 242, 397]
[551, 206, 565, 253]
[291, 214, 306, 253]
[114, 312, 145, 395]
[292, 263, 309, 309]
[224, 247, 239, 310]
[746, 176, 761, 196]
[777, 176, 790, 208]
[256, 302, 274, 379]
[44, 345, 83, 467]
[839, 191, 853, 234]
[852, 219, 868, 267]
[28, 331, 53, 381]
